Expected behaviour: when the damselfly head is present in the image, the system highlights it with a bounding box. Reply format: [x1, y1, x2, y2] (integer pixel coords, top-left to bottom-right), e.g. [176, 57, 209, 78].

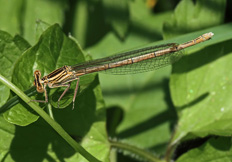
[33, 70, 44, 93]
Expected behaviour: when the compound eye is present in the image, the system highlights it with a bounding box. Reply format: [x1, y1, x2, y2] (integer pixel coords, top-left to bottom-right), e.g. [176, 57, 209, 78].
[34, 70, 41, 77]
[33, 80, 36, 86]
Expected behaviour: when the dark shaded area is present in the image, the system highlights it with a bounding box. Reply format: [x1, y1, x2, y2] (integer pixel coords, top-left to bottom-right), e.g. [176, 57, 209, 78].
[173, 136, 211, 160]
[63, 0, 110, 48]
[173, 136, 232, 160]
[103, 77, 171, 96]
[209, 137, 231, 151]
[128, 20, 163, 42]
[106, 78, 178, 157]
[53, 74, 100, 137]
[105, 78, 177, 135]
[198, 0, 227, 15]
[106, 106, 124, 137]
[102, 0, 129, 40]
[117, 152, 141, 162]
[148, 141, 170, 152]
[225, 0, 232, 23]
[10, 119, 75, 162]
[177, 92, 209, 111]
[62, 0, 78, 34]
[154, 0, 179, 13]
[117, 109, 176, 138]
[18, 0, 26, 35]
[81, 0, 110, 47]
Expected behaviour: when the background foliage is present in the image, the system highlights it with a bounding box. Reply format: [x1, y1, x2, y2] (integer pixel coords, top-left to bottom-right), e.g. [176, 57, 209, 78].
[0, 0, 232, 162]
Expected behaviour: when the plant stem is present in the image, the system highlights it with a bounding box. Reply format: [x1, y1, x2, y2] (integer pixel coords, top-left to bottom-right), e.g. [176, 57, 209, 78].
[0, 74, 101, 162]
[110, 139, 164, 162]
[0, 86, 36, 113]
[47, 103, 54, 120]
[164, 127, 177, 161]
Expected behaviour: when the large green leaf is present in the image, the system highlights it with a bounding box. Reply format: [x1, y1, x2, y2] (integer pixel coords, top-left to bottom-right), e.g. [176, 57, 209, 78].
[3, 24, 85, 126]
[170, 24, 232, 145]
[0, 31, 30, 107]
[176, 137, 232, 162]
[1, 24, 110, 161]
[161, 0, 231, 148]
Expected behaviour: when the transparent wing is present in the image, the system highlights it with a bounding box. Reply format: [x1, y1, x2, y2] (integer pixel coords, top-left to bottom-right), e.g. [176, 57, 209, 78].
[71, 43, 184, 75]
[101, 50, 183, 74]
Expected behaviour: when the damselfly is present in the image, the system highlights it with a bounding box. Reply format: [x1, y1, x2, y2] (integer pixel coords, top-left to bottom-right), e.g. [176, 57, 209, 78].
[32, 32, 214, 109]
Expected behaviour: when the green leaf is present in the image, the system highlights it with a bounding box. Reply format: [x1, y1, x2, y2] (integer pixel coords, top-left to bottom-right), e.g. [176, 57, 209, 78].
[1, 24, 110, 161]
[176, 137, 232, 162]
[0, 31, 29, 107]
[77, 122, 110, 162]
[163, 0, 226, 39]
[170, 23, 232, 144]
[35, 20, 52, 42]
[4, 24, 86, 126]
[13, 35, 31, 51]
[102, 0, 129, 39]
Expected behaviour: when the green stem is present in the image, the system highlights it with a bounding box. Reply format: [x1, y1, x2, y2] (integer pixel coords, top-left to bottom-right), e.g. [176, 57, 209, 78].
[0, 86, 36, 113]
[164, 128, 177, 162]
[110, 139, 164, 162]
[0, 74, 101, 162]
[47, 103, 54, 120]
